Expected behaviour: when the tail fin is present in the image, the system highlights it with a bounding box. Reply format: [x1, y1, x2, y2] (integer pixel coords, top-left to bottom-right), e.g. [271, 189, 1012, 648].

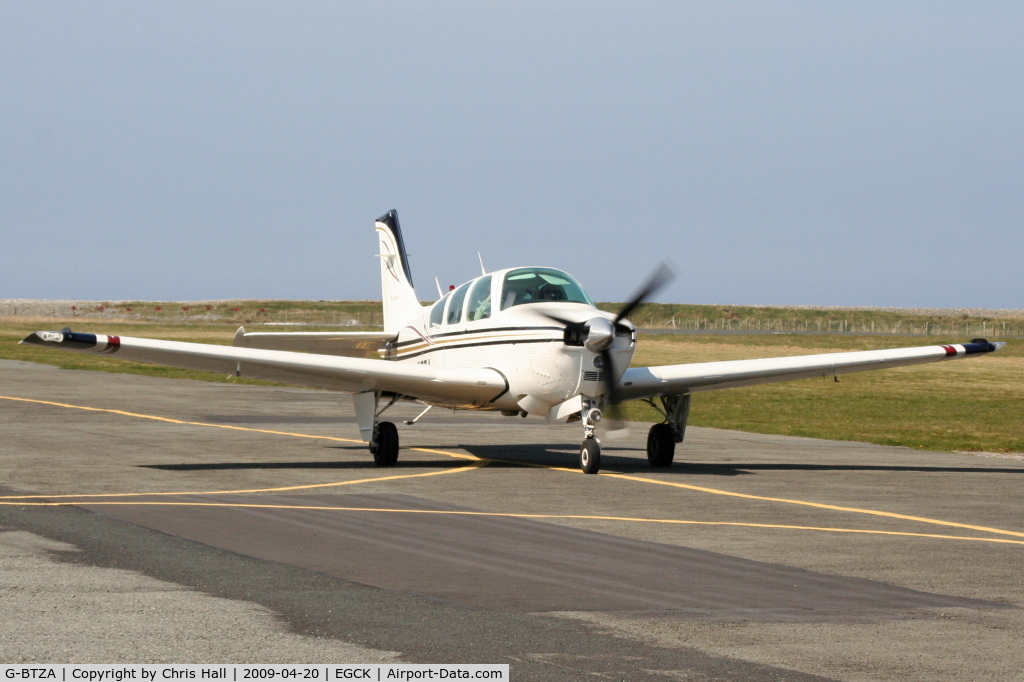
[375, 210, 422, 333]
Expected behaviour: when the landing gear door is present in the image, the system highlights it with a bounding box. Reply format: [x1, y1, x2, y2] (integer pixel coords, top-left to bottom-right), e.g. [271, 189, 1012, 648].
[352, 391, 377, 442]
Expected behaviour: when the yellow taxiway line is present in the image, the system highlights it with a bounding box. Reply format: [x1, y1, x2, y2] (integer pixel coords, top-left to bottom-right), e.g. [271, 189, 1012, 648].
[3, 393, 1023, 543]
[0, 463, 488, 499]
[599, 472, 1024, 539]
[3, 500, 1024, 547]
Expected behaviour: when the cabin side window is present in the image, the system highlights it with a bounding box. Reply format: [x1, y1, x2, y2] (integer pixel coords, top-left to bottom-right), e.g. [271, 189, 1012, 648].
[466, 276, 492, 322]
[428, 296, 447, 327]
[446, 282, 471, 325]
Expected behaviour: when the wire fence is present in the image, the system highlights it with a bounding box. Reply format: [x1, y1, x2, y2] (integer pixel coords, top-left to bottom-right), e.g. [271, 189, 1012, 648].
[642, 316, 1023, 338]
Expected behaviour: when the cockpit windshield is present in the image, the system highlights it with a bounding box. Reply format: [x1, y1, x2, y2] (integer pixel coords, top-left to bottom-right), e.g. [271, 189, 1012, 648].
[500, 268, 593, 310]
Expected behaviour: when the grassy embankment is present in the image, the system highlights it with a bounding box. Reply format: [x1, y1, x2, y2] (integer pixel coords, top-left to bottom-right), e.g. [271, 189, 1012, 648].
[2, 309, 1020, 454]
[15, 299, 1024, 337]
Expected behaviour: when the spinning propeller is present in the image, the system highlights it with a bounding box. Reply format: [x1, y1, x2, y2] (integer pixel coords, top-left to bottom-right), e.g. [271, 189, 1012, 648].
[539, 262, 676, 420]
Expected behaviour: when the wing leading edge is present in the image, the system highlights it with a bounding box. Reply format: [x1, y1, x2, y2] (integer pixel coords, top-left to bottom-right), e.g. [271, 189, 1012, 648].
[20, 331, 507, 407]
[616, 339, 1005, 402]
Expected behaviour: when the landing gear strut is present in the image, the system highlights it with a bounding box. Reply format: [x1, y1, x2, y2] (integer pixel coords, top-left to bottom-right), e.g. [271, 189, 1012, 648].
[579, 397, 603, 474]
[354, 391, 401, 467]
[644, 393, 691, 468]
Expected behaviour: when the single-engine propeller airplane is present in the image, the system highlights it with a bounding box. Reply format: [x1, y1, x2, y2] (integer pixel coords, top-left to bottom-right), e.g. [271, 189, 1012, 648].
[22, 210, 1005, 474]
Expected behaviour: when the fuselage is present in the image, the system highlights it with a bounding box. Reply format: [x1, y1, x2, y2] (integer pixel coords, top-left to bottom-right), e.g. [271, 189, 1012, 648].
[384, 267, 636, 413]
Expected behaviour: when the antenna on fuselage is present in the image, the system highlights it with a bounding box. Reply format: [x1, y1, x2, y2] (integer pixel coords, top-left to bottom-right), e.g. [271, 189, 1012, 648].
[477, 252, 486, 276]
[434, 277, 443, 298]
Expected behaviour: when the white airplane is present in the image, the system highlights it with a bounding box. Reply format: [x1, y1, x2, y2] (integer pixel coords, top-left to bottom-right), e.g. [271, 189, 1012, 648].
[22, 210, 1005, 474]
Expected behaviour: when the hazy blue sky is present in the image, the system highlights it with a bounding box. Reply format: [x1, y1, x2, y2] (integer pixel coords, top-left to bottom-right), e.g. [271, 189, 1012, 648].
[2, 1, 1021, 307]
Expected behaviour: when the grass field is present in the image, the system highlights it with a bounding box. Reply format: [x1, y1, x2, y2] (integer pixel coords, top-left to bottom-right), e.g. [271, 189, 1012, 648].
[2, 316, 1020, 454]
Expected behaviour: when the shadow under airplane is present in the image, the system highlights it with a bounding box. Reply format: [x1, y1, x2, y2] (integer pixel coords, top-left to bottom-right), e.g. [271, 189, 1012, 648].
[139, 441, 1024, 477]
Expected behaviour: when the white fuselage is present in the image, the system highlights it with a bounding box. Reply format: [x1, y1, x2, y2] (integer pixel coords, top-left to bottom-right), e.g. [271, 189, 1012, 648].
[382, 267, 636, 414]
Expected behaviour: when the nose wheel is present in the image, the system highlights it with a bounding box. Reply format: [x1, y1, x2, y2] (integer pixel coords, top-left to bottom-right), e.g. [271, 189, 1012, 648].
[580, 438, 601, 474]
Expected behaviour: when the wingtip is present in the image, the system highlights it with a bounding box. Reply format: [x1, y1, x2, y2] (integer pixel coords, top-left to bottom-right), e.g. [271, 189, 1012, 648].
[17, 330, 110, 351]
[962, 338, 1003, 354]
[19, 331, 60, 346]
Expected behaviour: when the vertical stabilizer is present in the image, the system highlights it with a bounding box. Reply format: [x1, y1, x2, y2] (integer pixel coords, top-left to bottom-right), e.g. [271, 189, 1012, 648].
[375, 210, 422, 333]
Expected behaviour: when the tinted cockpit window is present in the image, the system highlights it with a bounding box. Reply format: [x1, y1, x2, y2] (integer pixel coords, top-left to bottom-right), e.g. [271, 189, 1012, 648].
[500, 268, 592, 310]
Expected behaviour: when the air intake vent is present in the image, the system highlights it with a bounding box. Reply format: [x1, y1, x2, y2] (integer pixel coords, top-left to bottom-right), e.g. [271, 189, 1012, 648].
[583, 371, 606, 382]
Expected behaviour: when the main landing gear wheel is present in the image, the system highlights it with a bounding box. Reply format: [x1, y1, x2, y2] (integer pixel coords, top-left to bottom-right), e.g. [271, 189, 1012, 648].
[371, 421, 399, 466]
[580, 438, 601, 474]
[647, 423, 675, 467]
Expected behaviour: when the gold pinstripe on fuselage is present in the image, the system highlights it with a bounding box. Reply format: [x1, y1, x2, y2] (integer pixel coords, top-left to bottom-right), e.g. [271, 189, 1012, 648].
[393, 328, 565, 360]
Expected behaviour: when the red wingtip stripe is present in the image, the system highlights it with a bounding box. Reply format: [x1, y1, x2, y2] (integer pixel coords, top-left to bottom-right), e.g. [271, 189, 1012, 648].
[101, 336, 121, 353]
[941, 345, 957, 356]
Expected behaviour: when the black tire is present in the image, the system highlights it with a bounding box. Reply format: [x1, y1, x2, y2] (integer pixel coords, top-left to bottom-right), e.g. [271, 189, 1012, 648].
[647, 423, 675, 467]
[372, 421, 399, 466]
[580, 438, 601, 474]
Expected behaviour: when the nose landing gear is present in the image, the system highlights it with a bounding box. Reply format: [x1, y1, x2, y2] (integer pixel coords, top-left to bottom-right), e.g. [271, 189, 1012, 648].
[579, 398, 603, 474]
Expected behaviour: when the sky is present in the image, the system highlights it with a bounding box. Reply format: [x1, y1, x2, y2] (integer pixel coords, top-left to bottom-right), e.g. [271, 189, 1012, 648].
[1, 1, 1021, 308]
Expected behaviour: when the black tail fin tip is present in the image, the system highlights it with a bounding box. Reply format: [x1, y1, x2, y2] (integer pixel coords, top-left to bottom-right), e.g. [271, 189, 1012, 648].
[376, 209, 398, 228]
[376, 209, 414, 286]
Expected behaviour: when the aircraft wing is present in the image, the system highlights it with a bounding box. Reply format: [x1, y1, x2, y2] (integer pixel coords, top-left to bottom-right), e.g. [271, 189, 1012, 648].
[20, 330, 506, 407]
[616, 340, 1005, 402]
[231, 327, 396, 359]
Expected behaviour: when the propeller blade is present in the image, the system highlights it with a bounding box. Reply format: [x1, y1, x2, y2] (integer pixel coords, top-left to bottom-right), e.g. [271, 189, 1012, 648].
[535, 311, 590, 347]
[600, 262, 676, 435]
[536, 312, 577, 328]
[600, 347, 618, 404]
[600, 347, 632, 433]
[612, 262, 676, 328]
